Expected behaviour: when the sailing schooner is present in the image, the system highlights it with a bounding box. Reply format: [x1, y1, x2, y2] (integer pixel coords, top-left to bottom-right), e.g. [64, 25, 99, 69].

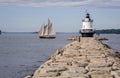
[39, 19, 56, 39]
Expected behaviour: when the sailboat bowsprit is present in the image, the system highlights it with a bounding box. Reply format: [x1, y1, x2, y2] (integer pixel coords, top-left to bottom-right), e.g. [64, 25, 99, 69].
[39, 19, 56, 39]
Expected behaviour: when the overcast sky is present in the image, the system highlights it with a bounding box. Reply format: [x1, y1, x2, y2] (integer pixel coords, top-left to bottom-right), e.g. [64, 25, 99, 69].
[0, 0, 120, 32]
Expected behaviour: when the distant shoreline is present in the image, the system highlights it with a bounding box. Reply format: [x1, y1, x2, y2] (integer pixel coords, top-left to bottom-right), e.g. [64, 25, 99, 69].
[1, 29, 120, 34]
[1, 32, 38, 34]
[1, 32, 79, 34]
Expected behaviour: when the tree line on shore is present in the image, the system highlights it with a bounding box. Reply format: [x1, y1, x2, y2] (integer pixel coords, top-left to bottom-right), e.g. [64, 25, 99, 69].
[95, 29, 120, 34]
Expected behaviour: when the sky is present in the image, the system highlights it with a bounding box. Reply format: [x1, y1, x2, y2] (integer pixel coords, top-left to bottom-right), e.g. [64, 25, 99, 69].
[0, 0, 120, 32]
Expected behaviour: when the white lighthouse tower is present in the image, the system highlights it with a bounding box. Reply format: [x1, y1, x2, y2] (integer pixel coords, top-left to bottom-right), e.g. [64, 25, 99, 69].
[80, 12, 95, 37]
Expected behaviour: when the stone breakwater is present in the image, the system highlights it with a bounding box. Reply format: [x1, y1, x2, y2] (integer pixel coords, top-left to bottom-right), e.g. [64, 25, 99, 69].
[26, 37, 120, 78]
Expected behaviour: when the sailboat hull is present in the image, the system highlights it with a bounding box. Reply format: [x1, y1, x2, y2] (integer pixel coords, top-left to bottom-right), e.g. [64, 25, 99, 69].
[39, 36, 56, 39]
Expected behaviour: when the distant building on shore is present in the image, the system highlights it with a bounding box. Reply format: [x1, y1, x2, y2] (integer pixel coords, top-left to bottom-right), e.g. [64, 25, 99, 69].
[80, 12, 95, 37]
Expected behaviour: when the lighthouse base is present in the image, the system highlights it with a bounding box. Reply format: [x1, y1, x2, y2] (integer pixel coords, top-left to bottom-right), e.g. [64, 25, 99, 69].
[81, 33, 94, 37]
[80, 29, 95, 37]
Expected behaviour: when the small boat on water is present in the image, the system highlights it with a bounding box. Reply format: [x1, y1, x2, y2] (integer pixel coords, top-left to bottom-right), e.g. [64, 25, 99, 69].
[0, 30, 1, 34]
[38, 19, 56, 39]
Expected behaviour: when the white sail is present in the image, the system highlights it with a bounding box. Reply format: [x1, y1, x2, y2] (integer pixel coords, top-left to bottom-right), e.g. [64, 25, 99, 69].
[48, 19, 52, 35]
[39, 24, 44, 36]
[49, 23, 56, 36]
[48, 18, 51, 27]
[44, 25, 48, 36]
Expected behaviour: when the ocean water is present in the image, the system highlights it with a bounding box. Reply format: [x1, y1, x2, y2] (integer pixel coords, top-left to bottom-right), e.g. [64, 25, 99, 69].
[0, 33, 120, 78]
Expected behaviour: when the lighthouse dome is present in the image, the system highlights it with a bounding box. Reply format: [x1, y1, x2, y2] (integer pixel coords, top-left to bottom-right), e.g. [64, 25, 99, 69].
[86, 13, 90, 18]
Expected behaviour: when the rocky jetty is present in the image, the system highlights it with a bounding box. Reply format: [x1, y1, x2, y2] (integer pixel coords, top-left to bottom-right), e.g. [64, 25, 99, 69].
[27, 37, 120, 78]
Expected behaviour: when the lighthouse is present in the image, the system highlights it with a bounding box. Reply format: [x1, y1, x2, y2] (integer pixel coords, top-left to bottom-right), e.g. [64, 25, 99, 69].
[80, 12, 95, 37]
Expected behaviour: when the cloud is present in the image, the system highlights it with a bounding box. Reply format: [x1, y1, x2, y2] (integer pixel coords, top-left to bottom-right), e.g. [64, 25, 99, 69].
[0, 0, 120, 8]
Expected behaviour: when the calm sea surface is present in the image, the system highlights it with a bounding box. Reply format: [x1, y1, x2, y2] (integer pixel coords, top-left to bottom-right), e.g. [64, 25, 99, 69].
[0, 34, 120, 78]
